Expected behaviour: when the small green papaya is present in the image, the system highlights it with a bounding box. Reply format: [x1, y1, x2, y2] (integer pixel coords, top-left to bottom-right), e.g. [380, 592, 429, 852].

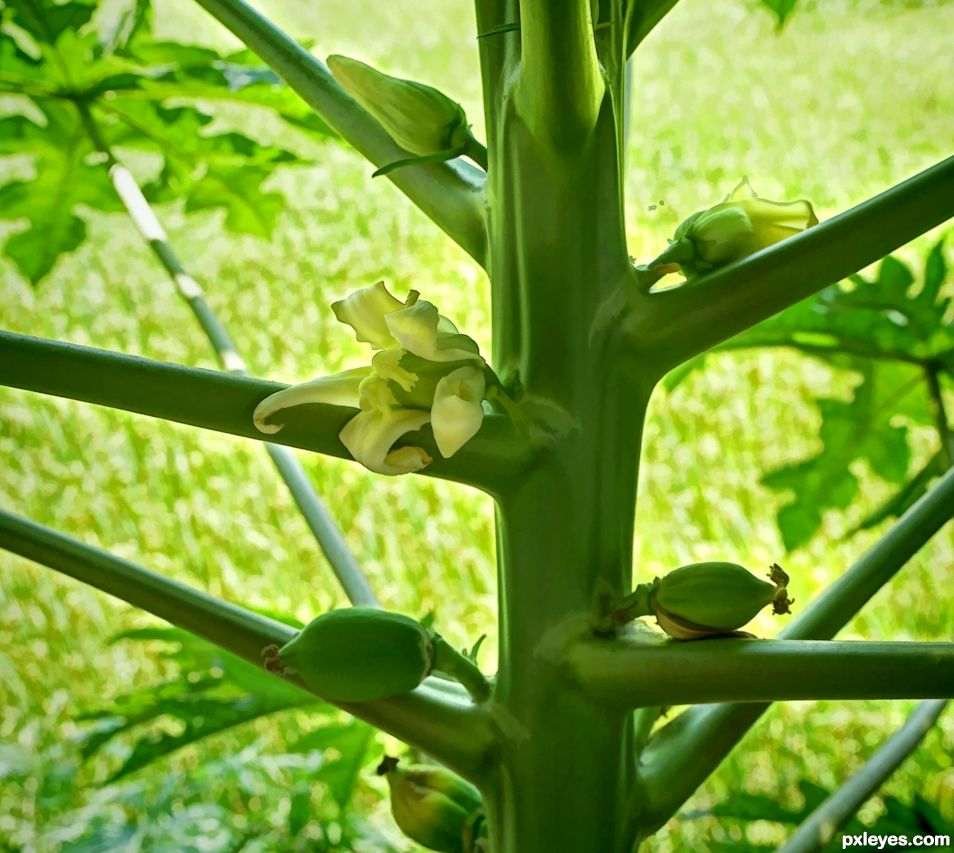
[377, 756, 484, 853]
[279, 608, 434, 701]
[651, 562, 792, 640]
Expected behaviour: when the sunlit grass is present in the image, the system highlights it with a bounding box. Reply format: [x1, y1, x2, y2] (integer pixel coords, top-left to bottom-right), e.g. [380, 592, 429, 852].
[1, 0, 953, 849]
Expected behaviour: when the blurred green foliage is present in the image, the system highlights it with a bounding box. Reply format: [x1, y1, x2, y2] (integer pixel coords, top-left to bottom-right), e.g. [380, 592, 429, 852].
[1, 0, 953, 851]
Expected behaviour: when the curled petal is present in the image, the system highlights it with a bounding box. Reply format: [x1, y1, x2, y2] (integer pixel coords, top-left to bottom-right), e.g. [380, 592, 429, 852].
[385, 300, 482, 363]
[339, 407, 432, 475]
[331, 281, 404, 349]
[253, 367, 370, 434]
[738, 197, 818, 249]
[431, 366, 486, 458]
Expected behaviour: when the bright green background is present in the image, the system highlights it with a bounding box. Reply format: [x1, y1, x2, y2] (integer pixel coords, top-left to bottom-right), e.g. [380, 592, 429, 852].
[1, 0, 952, 849]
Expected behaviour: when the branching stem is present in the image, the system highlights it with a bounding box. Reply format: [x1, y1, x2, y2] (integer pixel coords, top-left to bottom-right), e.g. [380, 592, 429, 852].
[74, 100, 378, 608]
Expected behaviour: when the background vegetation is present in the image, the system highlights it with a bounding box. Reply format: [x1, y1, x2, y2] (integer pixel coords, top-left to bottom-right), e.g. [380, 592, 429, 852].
[1, 0, 952, 849]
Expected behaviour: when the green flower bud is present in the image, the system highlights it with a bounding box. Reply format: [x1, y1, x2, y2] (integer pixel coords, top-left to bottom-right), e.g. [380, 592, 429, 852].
[377, 756, 484, 853]
[328, 55, 470, 157]
[651, 562, 793, 640]
[650, 179, 817, 279]
[279, 608, 434, 701]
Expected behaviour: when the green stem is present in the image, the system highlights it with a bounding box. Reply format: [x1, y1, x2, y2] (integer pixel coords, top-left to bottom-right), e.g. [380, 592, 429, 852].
[0, 508, 494, 780]
[633, 155, 954, 373]
[188, 0, 488, 265]
[74, 101, 378, 609]
[629, 465, 954, 841]
[0, 331, 534, 494]
[925, 363, 954, 466]
[569, 638, 954, 706]
[779, 699, 948, 853]
[465, 135, 490, 171]
[596, 581, 655, 633]
[432, 636, 492, 703]
[473, 0, 519, 153]
[516, 0, 604, 144]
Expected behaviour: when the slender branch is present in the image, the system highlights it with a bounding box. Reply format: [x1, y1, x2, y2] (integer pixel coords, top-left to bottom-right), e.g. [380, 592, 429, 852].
[631, 155, 954, 373]
[0, 508, 494, 781]
[515, 0, 604, 143]
[568, 637, 954, 707]
[75, 102, 377, 608]
[188, 0, 488, 265]
[925, 363, 954, 465]
[628, 465, 954, 840]
[0, 331, 534, 494]
[779, 699, 948, 853]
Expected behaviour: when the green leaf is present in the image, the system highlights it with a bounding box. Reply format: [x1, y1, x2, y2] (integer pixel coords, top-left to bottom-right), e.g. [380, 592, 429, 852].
[707, 791, 804, 824]
[685, 240, 952, 548]
[74, 628, 316, 781]
[183, 164, 286, 236]
[710, 247, 953, 368]
[95, 0, 152, 57]
[916, 237, 948, 313]
[121, 40, 335, 137]
[0, 101, 122, 283]
[852, 451, 948, 533]
[760, 0, 798, 27]
[3, 208, 86, 284]
[4, 0, 97, 46]
[291, 721, 377, 812]
[761, 362, 924, 550]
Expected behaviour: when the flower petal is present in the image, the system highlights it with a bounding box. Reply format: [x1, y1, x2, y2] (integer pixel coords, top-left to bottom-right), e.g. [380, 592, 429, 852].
[332, 281, 404, 349]
[738, 197, 818, 249]
[431, 366, 486, 458]
[253, 367, 370, 434]
[385, 300, 482, 362]
[339, 407, 432, 475]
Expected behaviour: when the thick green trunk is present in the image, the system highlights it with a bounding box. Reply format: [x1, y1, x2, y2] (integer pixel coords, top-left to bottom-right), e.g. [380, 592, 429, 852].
[483, 88, 651, 851]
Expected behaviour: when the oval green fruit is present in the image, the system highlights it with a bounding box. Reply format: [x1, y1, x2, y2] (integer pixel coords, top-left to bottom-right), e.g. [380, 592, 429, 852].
[279, 608, 434, 702]
[652, 561, 792, 638]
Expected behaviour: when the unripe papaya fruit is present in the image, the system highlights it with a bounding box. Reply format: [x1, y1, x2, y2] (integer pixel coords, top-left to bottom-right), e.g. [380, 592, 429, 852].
[377, 756, 484, 853]
[278, 608, 434, 702]
[651, 562, 792, 639]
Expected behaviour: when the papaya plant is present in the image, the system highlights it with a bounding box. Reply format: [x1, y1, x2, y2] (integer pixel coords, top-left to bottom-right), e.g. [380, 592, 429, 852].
[1, 0, 953, 851]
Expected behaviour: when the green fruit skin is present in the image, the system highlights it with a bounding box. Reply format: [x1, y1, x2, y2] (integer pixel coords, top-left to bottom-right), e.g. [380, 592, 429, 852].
[386, 764, 483, 853]
[279, 608, 433, 702]
[653, 561, 777, 631]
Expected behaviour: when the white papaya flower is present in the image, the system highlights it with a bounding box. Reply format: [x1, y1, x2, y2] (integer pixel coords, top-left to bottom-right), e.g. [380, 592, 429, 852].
[253, 282, 494, 476]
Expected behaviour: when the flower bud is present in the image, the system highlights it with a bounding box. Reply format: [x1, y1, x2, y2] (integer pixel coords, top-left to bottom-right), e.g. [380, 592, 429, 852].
[328, 55, 470, 157]
[279, 608, 434, 701]
[377, 756, 484, 853]
[651, 562, 793, 640]
[652, 179, 817, 278]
